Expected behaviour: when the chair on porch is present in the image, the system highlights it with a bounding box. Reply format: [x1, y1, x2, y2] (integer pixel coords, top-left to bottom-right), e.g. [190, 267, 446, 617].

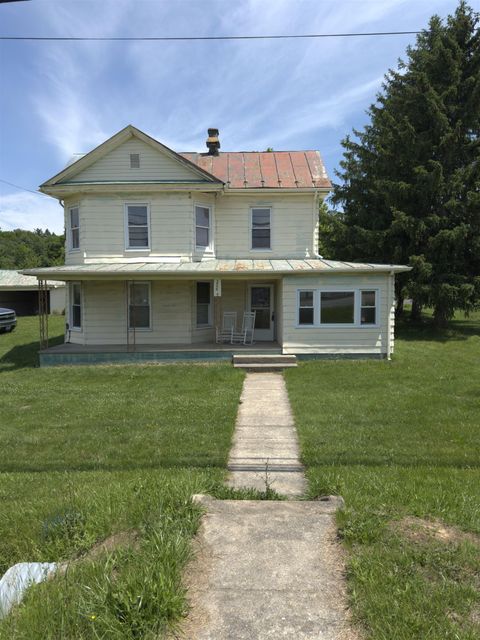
[215, 311, 237, 344]
[231, 311, 256, 345]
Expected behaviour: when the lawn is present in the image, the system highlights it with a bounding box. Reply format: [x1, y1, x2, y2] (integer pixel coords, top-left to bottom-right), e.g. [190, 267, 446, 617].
[0, 317, 244, 639]
[285, 311, 480, 640]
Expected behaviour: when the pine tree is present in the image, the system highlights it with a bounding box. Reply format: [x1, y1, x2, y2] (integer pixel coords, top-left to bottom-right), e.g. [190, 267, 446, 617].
[329, 1, 480, 326]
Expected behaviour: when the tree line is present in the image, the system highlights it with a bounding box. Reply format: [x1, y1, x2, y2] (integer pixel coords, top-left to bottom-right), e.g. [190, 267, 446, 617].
[0, 228, 65, 270]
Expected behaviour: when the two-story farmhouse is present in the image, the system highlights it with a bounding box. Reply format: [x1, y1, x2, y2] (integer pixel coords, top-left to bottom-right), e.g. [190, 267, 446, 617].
[25, 125, 409, 366]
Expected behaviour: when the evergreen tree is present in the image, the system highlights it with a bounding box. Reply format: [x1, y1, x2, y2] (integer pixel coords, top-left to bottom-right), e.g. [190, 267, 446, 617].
[328, 1, 480, 326]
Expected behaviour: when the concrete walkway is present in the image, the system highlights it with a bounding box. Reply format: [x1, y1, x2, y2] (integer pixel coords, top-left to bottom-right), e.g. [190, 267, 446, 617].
[227, 372, 306, 496]
[183, 496, 356, 640]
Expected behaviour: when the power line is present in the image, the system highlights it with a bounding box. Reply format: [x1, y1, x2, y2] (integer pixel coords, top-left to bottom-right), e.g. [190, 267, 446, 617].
[0, 30, 421, 42]
[0, 179, 49, 197]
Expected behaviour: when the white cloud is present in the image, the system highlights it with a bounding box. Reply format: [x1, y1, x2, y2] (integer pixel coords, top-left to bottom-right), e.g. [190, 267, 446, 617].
[0, 192, 63, 234]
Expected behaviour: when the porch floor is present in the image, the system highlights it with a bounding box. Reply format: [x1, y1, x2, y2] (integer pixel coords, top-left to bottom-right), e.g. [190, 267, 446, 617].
[39, 341, 282, 366]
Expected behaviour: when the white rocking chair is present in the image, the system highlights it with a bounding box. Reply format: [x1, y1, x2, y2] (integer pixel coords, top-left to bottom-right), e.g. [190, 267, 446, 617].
[231, 311, 256, 345]
[216, 311, 237, 344]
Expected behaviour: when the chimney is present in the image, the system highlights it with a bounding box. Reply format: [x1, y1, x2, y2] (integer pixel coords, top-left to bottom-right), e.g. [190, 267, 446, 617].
[206, 128, 220, 156]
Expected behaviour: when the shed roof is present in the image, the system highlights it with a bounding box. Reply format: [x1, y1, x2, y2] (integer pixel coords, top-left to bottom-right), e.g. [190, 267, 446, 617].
[22, 259, 410, 281]
[0, 270, 64, 290]
[180, 151, 330, 189]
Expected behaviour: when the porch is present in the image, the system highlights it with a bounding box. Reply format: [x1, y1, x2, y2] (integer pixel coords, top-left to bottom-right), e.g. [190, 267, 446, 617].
[39, 340, 282, 367]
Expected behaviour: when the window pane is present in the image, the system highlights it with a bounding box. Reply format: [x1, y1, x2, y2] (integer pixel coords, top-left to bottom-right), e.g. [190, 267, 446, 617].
[128, 206, 148, 226]
[70, 208, 79, 228]
[72, 305, 81, 328]
[71, 228, 80, 249]
[197, 282, 211, 304]
[321, 292, 354, 324]
[252, 209, 270, 227]
[130, 284, 149, 305]
[251, 287, 270, 308]
[361, 290, 376, 307]
[129, 306, 150, 328]
[196, 227, 209, 247]
[299, 291, 313, 307]
[195, 206, 210, 227]
[130, 153, 140, 168]
[197, 303, 210, 326]
[128, 228, 149, 247]
[299, 307, 314, 325]
[252, 229, 271, 249]
[361, 307, 376, 325]
[72, 284, 81, 306]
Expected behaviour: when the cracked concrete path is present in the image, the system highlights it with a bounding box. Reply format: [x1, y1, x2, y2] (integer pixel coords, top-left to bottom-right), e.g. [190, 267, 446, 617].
[180, 496, 357, 640]
[227, 372, 307, 496]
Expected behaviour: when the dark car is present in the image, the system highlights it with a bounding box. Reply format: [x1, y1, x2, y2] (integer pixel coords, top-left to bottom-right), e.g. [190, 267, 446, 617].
[0, 307, 17, 333]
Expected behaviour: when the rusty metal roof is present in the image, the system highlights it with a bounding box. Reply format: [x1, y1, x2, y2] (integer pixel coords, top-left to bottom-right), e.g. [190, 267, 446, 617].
[23, 259, 410, 280]
[180, 151, 331, 189]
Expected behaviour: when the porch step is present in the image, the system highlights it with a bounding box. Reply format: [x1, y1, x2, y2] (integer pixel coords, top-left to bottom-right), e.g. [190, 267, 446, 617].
[232, 354, 297, 370]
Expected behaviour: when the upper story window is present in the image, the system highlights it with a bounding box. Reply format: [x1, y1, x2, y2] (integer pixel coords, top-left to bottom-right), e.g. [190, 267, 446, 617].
[195, 204, 212, 250]
[69, 206, 80, 250]
[125, 203, 150, 250]
[251, 207, 271, 250]
[130, 153, 140, 169]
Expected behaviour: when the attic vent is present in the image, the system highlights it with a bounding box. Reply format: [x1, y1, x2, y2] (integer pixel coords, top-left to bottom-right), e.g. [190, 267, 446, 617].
[130, 153, 140, 169]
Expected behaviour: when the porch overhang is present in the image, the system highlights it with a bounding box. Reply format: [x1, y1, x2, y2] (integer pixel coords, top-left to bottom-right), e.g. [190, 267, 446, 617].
[22, 259, 411, 282]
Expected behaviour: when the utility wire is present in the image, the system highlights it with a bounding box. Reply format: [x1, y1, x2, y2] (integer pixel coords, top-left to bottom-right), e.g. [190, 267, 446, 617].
[0, 179, 49, 197]
[0, 31, 421, 42]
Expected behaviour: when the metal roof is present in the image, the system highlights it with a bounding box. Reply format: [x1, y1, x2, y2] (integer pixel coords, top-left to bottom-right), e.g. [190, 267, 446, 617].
[180, 151, 331, 189]
[0, 270, 64, 289]
[22, 259, 410, 280]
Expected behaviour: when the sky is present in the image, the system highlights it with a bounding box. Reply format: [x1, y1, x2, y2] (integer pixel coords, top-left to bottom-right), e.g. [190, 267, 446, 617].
[0, 0, 465, 234]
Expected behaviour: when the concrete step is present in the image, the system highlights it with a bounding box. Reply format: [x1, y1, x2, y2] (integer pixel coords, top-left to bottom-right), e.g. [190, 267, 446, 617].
[232, 354, 297, 370]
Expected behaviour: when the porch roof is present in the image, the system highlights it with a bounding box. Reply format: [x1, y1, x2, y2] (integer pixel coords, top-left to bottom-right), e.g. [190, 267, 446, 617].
[23, 259, 411, 281]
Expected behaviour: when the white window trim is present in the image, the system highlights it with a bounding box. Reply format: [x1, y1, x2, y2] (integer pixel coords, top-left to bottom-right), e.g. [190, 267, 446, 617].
[124, 203, 151, 251]
[69, 281, 82, 332]
[196, 281, 213, 328]
[295, 287, 380, 329]
[128, 281, 152, 331]
[194, 202, 214, 254]
[250, 206, 272, 252]
[68, 204, 80, 252]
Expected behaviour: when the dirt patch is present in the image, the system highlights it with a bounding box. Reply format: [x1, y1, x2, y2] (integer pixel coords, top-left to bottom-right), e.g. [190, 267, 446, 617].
[391, 517, 480, 546]
[81, 529, 141, 561]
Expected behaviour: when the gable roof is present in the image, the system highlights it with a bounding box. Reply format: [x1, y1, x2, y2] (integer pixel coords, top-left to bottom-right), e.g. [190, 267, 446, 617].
[181, 151, 331, 189]
[41, 125, 223, 188]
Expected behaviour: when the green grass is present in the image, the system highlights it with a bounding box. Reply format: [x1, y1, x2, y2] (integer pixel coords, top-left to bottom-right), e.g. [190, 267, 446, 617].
[0, 317, 245, 638]
[285, 310, 480, 639]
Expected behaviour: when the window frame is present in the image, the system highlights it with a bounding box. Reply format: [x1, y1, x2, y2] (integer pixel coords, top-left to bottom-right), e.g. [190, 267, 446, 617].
[250, 206, 272, 251]
[295, 287, 380, 329]
[128, 281, 152, 331]
[196, 281, 212, 328]
[194, 203, 214, 253]
[297, 289, 315, 326]
[124, 202, 151, 251]
[360, 289, 377, 326]
[69, 282, 82, 331]
[68, 204, 80, 252]
[129, 153, 140, 169]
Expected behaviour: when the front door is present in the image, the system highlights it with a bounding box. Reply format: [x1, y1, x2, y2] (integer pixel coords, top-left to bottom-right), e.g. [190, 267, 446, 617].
[249, 285, 274, 341]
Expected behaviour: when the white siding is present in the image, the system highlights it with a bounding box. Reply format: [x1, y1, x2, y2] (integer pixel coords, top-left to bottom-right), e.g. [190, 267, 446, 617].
[71, 139, 203, 183]
[80, 280, 191, 345]
[282, 274, 394, 355]
[215, 193, 317, 259]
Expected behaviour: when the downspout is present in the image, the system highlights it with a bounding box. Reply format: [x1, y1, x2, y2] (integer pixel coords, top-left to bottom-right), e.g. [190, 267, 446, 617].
[386, 270, 394, 360]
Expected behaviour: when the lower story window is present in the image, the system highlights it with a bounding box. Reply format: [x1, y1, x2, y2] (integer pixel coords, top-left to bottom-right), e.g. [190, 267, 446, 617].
[298, 290, 314, 325]
[320, 291, 355, 324]
[196, 282, 211, 327]
[129, 282, 151, 329]
[70, 282, 82, 329]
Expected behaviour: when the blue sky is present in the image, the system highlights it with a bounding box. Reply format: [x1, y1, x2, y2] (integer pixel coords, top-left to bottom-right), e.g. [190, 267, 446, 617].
[0, 0, 463, 233]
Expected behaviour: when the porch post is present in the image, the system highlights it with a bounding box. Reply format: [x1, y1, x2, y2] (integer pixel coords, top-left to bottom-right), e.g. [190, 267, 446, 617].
[213, 278, 222, 337]
[38, 279, 49, 350]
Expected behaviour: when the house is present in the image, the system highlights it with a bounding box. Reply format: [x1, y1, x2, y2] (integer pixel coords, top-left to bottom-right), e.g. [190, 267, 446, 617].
[24, 125, 409, 366]
[0, 270, 65, 316]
